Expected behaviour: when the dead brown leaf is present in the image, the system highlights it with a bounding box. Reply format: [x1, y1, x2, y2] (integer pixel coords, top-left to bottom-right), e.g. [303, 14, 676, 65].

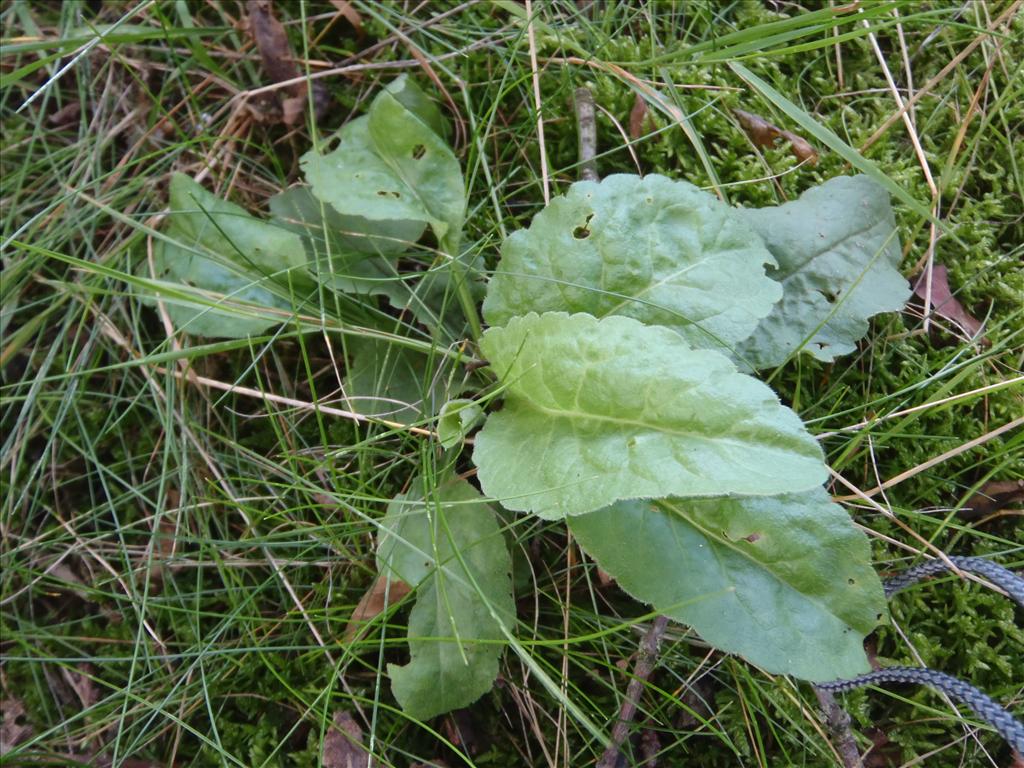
[960, 479, 1024, 521]
[911, 263, 989, 345]
[0, 698, 32, 755]
[734, 108, 818, 165]
[329, 0, 363, 37]
[778, 129, 819, 165]
[629, 93, 651, 140]
[323, 711, 375, 768]
[247, 1, 299, 86]
[245, 0, 313, 126]
[734, 108, 778, 147]
[62, 664, 98, 710]
[343, 575, 411, 642]
[49, 100, 82, 126]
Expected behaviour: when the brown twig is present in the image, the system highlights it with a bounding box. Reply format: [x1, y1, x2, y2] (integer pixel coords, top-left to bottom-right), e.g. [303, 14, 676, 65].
[813, 687, 861, 768]
[597, 616, 670, 768]
[574, 86, 599, 182]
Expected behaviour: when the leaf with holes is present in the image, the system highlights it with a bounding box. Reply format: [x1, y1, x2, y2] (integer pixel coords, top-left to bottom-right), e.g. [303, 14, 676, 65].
[376, 477, 514, 720]
[483, 174, 781, 351]
[142, 174, 307, 337]
[472, 312, 826, 518]
[735, 175, 910, 368]
[569, 488, 887, 681]
[301, 78, 465, 255]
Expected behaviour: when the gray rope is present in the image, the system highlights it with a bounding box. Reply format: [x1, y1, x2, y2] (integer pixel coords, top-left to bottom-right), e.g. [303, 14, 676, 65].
[817, 667, 1024, 754]
[882, 555, 1024, 607]
[818, 556, 1024, 753]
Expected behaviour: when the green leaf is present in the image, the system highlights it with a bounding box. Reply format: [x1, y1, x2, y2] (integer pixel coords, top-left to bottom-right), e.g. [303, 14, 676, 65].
[344, 338, 446, 425]
[735, 176, 911, 369]
[473, 312, 826, 518]
[269, 186, 473, 336]
[384, 74, 448, 140]
[376, 478, 514, 720]
[438, 398, 484, 449]
[142, 174, 307, 337]
[269, 185, 419, 308]
[483, 174, 781, 351]
[569, 488, 886, 681]
[269, 184, 425, 256]
[168, 174, 306, 276]
[300, 88, 465, 254]
[147, 240, 292, 337]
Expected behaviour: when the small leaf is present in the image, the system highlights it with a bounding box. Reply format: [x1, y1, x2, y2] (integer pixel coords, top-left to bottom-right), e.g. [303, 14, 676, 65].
[376, 478, 514, 720]
[143, 174, 307, 337]
[437, 398, 484, 449]
[733, 108, 780, 148]
[301, 86, 465, 254]
[778, 130, 819, 166]
[736, 175, 910, 368]
[472, 312, 826, 519]
[569, 488, 887, 681]
[483, 175, 781, 351]
[246, 0, 307, 125]
[628, 93, 651, 140]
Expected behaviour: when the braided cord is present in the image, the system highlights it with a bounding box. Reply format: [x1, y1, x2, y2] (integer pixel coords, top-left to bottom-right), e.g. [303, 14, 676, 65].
[883, 555, 1024, 607]
[817, 667, 1024, 753]
[818, 556, 1024, 752]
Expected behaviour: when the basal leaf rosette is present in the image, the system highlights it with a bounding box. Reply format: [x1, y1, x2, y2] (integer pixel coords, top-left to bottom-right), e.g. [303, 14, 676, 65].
[569, 488, 887, 681]
[483, 174, 781, 351]
[472, 312, 827, 518]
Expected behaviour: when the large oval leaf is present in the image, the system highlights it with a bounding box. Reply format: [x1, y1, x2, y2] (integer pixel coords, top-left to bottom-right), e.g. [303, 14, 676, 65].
[569, 489, 887, 681]
[735, 175, 910, 368]
[483, 174, 781, 350]
[472, 312, 826, 518]
[376, 478, 514, 720]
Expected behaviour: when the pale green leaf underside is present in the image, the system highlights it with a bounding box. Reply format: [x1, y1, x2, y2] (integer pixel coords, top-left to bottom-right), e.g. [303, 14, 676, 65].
[473, 313, 826, 518]
[736, 175, 910, 368]
[569, 488, 886, 681]
[300, 90, 465, 253]
[376, 478, 514, 720]
[483, 174, 781, 351]
[143, 174, 306, 337]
